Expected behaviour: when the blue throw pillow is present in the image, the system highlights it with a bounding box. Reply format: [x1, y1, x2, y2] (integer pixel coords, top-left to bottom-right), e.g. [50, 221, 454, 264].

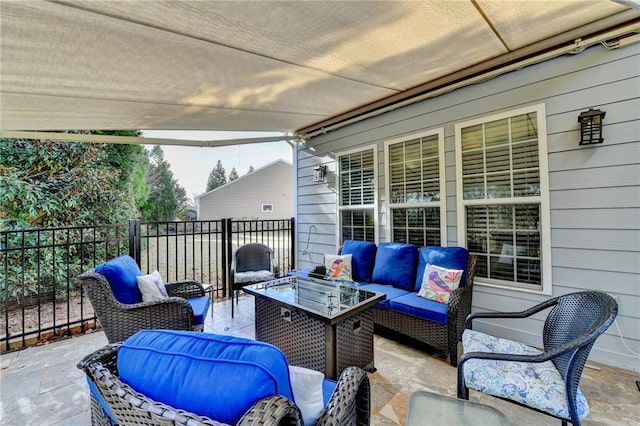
[95, 255, 142, 304]
[370, 242, 418, 290]
[414, 246, 470, 292]
[118, 330, 294, 425]
[340, 240, 377, 282]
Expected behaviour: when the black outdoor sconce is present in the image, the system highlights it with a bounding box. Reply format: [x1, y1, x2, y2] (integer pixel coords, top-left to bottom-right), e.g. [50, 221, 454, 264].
[313, 165, 327, 183]
[578, 108, 606, 145]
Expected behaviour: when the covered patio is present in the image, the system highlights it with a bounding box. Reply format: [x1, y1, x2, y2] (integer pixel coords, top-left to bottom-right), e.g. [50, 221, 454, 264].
[1, 295, 639, 426]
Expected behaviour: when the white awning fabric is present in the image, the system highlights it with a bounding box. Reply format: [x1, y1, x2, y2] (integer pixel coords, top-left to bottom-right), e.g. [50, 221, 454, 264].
[1, 1, 639, 138]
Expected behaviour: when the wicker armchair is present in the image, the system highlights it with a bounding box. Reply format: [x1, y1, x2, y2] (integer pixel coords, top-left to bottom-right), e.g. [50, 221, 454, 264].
[78, 342, 371, 426]
[79, 270, 208, 343]
[457, 291, 618, 426]
[230, 243, 279, 317]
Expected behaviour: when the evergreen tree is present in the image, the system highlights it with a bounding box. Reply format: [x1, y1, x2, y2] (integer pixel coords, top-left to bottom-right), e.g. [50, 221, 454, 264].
[0, 131, 146, 229]
[142, 146, 186, 221]
[206, 160, 226, 191]
[247, 165, 254, 174]
[228, 166, 239, 181]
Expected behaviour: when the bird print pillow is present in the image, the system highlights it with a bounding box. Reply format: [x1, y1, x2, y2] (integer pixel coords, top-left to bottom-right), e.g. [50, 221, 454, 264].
[418, 263, 463, 304]
[324, 254, 353, 281]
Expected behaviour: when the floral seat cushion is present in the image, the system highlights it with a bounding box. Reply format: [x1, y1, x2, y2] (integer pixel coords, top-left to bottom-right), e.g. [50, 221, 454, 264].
[462, 329, 589, 420]
[234, 270, 275, 284]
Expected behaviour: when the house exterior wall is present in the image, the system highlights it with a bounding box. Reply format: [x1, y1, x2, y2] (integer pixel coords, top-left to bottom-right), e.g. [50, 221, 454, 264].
[296, 43, 640, 371]
[198, 160, 293, 220]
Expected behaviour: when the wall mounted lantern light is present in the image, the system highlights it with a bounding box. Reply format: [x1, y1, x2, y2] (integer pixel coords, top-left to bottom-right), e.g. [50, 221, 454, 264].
[313, 165, 327, 183]
[578, 108, 606, 145]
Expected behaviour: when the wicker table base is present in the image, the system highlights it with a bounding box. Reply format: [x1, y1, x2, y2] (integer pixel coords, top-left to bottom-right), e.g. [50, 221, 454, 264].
[254, 297, 376, 380]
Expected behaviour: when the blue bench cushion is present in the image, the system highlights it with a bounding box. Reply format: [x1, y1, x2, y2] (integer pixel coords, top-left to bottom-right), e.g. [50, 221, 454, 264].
[388, 292, 449, 324]
[118, 330, 294, 425]
[187, 296, 210, 325]
[340, 240, 377, 282]
[414, 246, 470, 292]
[95, 255, 143, 304]
[371, 243, 418, 291]
[322, 378, 337, 406]
[358, 283, 410, 309]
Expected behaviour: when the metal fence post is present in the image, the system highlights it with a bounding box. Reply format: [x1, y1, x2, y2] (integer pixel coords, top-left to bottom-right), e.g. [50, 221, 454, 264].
[128, 219, 141, 266]
[290, 217, 296, 270]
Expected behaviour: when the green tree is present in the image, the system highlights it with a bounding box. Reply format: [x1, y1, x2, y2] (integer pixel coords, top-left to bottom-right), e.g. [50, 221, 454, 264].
[0, 133, 145, 229]
[206, 160, 226, 191]
[247, 165, 255, 174]
[142, 146, 186, 221]
[228, 166, 239, 181]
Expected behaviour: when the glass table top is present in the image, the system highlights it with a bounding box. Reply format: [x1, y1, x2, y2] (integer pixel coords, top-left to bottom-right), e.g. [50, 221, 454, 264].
[242, 275, 383, 320]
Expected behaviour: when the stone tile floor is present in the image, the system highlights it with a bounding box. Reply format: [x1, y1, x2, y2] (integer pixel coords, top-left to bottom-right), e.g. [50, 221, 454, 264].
[2, 295, 639, 425]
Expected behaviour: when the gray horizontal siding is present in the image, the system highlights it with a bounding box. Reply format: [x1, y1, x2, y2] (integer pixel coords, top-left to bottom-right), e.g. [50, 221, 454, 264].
[297, 42, 640, 371]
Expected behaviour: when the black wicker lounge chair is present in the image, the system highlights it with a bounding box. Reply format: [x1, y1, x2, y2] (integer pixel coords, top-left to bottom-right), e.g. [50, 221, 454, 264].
[78, 341, 371, 425]
[457, 291, 618, 426]
[230, 243, 279, 317]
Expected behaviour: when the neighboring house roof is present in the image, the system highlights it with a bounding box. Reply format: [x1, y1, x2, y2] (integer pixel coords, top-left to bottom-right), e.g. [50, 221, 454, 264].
[195, 159, 292, 200]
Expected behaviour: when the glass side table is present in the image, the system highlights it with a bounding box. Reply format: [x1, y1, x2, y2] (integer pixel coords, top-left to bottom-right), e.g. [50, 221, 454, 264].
[406, 391, 509, 425]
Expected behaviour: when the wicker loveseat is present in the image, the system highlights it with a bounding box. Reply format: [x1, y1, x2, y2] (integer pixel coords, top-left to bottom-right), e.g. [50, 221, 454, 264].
[79, 255, 210, 343]
[78, 330, 371, 426]
[309, 240, 477, 367]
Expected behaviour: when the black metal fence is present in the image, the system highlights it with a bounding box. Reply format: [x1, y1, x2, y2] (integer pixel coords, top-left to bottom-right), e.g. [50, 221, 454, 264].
[1, 218, 295, 352]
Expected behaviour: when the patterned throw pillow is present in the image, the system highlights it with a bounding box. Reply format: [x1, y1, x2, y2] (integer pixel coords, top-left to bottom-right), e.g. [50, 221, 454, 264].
[417, 263, 463, 304]
[137, 270, 168, 302]
[324, 254, 353, 281]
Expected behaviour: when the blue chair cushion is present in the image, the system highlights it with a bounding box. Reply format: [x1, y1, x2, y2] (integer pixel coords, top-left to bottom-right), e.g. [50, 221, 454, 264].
[388, 292, 449, 324]
[187, 296, 210, 325]
[462, 329, 589, 419]
[371, 243, 418, 290]
[340, 240, 377, 282]
[414, 246, 470, 292]
[322, 378, 337, 407]
[358, 283, 410, 309]
[95, 255, 143, 304]
[118, 330, 294, 425]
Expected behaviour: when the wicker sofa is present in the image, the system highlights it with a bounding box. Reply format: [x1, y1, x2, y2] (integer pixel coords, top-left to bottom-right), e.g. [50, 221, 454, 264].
[78, 330, 371, 426]
[334, 241, 477, 367]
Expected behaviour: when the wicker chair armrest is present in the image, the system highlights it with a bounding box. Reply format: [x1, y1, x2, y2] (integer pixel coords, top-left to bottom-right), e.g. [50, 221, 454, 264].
[447, 284, 470, 316]
[317, 366, 370, 426]
[464, 297, 557, 329]
[165, 280, 206, 298]
[236, 394, 302, 425]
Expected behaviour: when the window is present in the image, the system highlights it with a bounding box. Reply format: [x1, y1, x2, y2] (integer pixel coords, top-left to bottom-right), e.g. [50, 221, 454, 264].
[385, 129, 445, 246]
[337, 146, 377, 243]
[455, 104, 551, 294]
[261, 204, 273, 212]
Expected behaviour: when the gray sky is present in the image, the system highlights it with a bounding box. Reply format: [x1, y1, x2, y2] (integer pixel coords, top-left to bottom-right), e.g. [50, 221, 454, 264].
[142, 130, 293, 201]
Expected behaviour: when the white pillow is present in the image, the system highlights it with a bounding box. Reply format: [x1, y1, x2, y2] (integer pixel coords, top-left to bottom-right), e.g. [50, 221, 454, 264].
[137, 270, 168, 302]
[324, 254, 353, 281]
[417, 263, 463, 304]
[288, 365, 325, 425]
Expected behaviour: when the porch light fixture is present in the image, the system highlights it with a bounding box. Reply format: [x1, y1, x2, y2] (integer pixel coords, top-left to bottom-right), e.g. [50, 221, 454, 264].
[578, 108, 606, 145]
[313, 165, 327, 183]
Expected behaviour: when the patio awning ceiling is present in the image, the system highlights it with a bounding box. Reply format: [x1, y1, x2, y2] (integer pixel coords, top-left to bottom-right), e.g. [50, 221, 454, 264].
[1, 1, 639, 144]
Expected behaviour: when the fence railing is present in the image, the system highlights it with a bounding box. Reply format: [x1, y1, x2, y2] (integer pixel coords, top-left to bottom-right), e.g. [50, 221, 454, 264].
[1, 218, 295, 352]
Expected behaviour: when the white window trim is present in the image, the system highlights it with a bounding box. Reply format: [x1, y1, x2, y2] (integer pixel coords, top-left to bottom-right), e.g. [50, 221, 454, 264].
[384, 128, 446, 245]
[335, 144, 379, 246]
[455, 103, 552, 295]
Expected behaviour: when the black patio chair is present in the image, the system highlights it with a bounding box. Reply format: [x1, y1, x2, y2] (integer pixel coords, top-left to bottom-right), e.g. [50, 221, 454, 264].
[457, 291, 618, 426]
[230, 243, 279, 317]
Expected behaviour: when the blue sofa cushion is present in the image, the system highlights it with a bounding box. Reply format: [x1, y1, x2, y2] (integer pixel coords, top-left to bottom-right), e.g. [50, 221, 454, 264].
[371, 243, 418, 291]
[322, 378, 337, 406]
[118, 330, 294, 425]
[389, 292, 449, 324]
[95, 255, 143, 304]
[414, 246, 470, 292]
[187, 296, 210, 325]
[340, 240, 377, 282]
[358, 283, 411, 309]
